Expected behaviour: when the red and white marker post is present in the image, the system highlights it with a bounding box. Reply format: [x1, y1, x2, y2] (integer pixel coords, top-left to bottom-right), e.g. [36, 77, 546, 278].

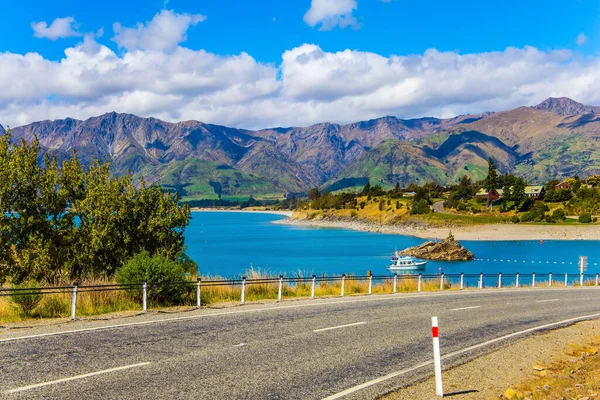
[432, 316, 444, 397]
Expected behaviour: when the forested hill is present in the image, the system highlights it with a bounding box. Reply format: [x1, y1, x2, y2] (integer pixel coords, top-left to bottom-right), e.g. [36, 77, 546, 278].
[7, 97, 600, 199]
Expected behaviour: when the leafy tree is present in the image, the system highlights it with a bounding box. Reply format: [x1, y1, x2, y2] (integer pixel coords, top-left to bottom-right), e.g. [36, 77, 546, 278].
[0, 130, 191, 285]
[545, 179, 560, 191]
[307, 188, 320, 201]
[361, 182, 371, 196]
[411, 199, 431, 215]
[552, 208, 566, 221]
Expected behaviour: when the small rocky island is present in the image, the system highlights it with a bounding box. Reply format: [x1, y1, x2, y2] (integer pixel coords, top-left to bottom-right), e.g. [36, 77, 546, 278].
[400, 233, 475, 261]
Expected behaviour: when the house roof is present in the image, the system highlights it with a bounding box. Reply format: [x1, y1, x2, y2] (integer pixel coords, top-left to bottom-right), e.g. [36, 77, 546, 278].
[524, 185, 544, 194]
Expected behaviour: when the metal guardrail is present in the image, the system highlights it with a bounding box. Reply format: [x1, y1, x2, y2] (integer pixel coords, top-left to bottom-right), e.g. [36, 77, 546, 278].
[1, 271, 599, 320]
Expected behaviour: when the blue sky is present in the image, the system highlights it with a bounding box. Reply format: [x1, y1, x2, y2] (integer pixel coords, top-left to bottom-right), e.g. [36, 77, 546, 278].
[1, 0, 600, 128]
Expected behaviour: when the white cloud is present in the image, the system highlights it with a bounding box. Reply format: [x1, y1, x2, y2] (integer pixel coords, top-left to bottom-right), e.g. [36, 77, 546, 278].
[31, 17, 80, 40]
[4, 23, 600, 131]
[576, 33, 588, 46]
[112, 10, 206, 52]
[304, 0, 359, 30]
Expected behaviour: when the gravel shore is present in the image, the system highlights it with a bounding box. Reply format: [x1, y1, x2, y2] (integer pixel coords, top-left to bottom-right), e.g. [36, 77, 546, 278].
[277, 216, 600, 241]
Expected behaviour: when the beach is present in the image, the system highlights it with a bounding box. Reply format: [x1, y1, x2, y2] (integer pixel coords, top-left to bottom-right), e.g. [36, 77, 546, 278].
[278, 216, 600, 241]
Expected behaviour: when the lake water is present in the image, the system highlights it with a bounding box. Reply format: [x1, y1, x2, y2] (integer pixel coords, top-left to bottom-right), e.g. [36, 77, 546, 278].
[185, 212, 600, 284]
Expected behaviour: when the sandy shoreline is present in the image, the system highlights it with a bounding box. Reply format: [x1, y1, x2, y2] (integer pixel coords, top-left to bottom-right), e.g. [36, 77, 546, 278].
[277, 217, 600, 241]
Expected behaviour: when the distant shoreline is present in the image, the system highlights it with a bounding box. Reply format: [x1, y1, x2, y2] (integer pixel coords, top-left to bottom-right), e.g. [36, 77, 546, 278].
[190, 208, 293, 217]
[276, 216, 600, 241]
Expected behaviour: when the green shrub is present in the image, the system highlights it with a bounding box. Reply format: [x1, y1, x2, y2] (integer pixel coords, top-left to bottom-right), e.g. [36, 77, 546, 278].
[456, 202, 467, 211]
[116, 251, 190, 305]
[350, 210, 358, 218]
[545, 215, 555, 223]
[9, 282, 43, 316]
[579, 213, 592, 223]
[511, 215, 520, 223]
[520, 212, 534, 222]
[359, 201, 366, 209]
[411, 199, 431, 215]
[552, 208, 566, 221]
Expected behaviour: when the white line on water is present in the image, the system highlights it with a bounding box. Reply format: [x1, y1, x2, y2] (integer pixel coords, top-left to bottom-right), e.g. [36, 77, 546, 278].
[1, 287, 597, 343]
[536, 299, 560, 303]
[449, 306, 481, 311]
[321, 312, 600, 400]
[3, 362, 150, 394]
[314, 322, 367, 333]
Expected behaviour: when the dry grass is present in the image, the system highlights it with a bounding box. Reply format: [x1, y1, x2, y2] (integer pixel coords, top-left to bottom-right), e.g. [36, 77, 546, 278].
[0, 272, 470, 323]
[503, 336, 600, 399]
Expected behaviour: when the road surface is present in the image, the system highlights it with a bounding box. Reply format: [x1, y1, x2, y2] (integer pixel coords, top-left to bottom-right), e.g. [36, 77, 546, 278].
[2, 287, 600, 399]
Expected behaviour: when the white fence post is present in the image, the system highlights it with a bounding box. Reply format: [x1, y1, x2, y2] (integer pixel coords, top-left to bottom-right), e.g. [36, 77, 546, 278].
[580, 273, 584, 287]
[498, 272, 502, 289]
[548, 272, 552, 287]
[516, 272, 520, 288]
[565, 272, 568, 287]
[71, 282, 78, 321]
[596, 273, 599, 287]
[460, 273, 464, 290]
[532, 272, 536, 288]
[431, 316, 444, 397]
[196, 278, 201, 308]
[278, 275, 283, 302]
[393, 273, 397, 293]
[341, 274, 345, 297]
[440, 273, 444, 291]
[418, 274, 422, 292]
[241, 276, 246, 305]
[479, 272, 483, 289]
[142, 281, 147, 312]
[311, 275, 316, 299]
[368, 274, 373, 295]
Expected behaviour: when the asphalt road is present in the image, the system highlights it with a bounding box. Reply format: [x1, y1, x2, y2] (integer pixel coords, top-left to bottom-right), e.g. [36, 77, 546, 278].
[2, 287, 600, 399]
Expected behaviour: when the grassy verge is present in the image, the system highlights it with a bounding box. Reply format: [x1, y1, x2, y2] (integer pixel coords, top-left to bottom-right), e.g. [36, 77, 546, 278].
[503, 336, 600, 399]
[0, 272, 449, 324]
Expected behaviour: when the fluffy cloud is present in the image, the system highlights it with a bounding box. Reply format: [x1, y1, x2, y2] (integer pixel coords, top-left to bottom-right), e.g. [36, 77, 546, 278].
[304, 0, 359, 30]
[31, 17, 80, 40]
[576, 33, 588, 46]
[4, 16, 600, 130]
[112, 10, 206, 52]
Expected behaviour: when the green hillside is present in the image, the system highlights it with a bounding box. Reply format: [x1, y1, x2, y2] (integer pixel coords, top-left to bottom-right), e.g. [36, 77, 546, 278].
[136, 159, 285, 201]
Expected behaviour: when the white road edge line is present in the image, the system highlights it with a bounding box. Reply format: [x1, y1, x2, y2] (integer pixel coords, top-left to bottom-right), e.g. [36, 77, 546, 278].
[449, 306, 481, 311]
[536, 299, 560, 303]
[0, 286, 595, 343]
[314, 322, 367, 333]
[3, 362, 150, 394]
[321, 312, 600, 400]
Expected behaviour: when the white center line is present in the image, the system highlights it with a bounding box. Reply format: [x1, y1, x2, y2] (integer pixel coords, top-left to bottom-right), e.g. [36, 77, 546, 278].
[536, 299, 560, 303]
[449, 306, 481, 311]
[314, 322, 367, 333]
[3, 362, 150, 394]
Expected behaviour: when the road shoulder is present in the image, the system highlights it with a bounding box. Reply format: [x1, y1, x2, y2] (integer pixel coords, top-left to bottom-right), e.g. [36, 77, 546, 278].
[383, 319, 600, 399]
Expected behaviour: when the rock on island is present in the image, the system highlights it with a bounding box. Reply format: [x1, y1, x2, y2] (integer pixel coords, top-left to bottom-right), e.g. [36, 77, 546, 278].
[400, 232, 475, 261]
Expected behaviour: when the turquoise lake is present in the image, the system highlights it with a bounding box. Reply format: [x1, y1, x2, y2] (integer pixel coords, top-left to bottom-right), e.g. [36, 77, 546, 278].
[185, 212, 600, 284]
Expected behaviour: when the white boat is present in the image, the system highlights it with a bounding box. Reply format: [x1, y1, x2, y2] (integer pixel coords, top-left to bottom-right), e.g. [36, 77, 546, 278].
[388, 253, 427, 271]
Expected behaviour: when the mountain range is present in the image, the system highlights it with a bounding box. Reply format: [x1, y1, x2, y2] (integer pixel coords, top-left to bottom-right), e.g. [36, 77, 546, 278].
[3, 97, 600, 200]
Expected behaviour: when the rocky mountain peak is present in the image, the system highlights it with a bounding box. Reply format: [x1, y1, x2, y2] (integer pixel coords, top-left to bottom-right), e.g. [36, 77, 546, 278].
[533, 97, 598, 116]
